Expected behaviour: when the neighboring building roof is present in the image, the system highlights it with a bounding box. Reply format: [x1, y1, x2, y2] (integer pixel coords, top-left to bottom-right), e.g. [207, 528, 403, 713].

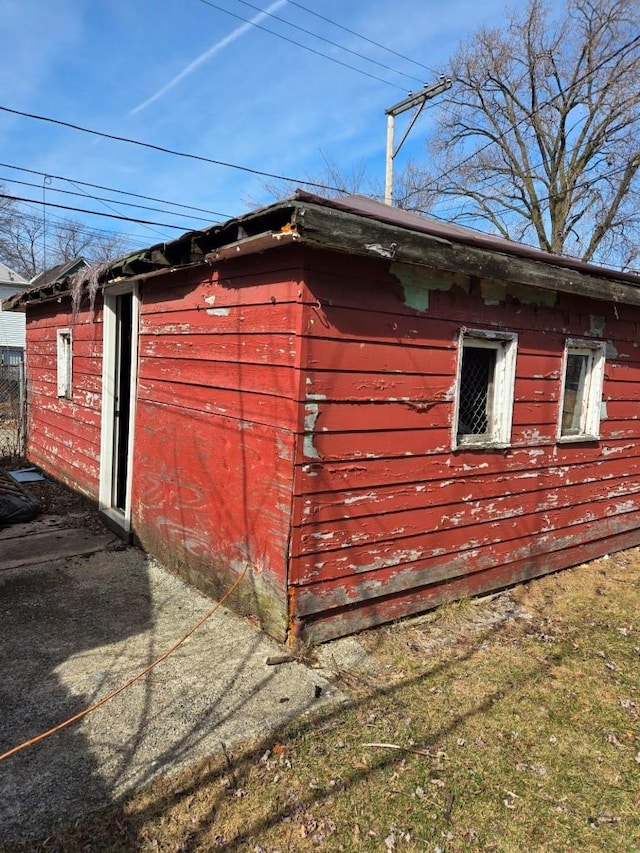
[5, 193, 640, 310]
[0, 262, 28, 289]
[29, 257, 89, 290]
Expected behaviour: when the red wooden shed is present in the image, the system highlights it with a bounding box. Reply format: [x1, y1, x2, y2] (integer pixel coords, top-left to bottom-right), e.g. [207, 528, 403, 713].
[7, 192, 640, 642]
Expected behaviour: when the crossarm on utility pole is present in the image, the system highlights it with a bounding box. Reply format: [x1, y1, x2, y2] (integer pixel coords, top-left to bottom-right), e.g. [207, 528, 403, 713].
[384, 78, 452, 206]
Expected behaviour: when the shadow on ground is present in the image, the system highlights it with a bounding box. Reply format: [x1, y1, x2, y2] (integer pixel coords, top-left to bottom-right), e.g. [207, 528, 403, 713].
[0, 550, 153, 840]
[0, 548, 340, 845]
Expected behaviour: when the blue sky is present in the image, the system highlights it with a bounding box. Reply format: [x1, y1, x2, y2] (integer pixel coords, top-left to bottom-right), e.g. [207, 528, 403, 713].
[0, 0, 522, 254]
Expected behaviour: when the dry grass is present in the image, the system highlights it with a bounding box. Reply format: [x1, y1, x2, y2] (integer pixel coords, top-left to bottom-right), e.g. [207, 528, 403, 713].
[0, 396, 23, 459]
[3, 553, 640, 852]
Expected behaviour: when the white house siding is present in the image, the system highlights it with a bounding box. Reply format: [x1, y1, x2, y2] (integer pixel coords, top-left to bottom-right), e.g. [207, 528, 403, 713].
[0, 308, 26, 350]
[0, 273, 29, 351]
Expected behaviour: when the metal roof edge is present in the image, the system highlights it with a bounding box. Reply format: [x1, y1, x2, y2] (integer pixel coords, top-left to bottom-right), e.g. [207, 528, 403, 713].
[290, 191, 640, 288]
[288, 201, 640, 307]
[6, 191, 640, 310]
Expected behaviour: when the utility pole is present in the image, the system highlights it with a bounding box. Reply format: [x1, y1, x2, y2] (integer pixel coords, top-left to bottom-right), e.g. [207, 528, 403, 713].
[384, 78, 452, 206]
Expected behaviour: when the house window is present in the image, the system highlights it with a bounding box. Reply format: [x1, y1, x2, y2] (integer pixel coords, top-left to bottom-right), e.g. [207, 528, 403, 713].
[558, 339, 606, 441]
[57, 328, 72, 399]
[454, 330, 517, 449]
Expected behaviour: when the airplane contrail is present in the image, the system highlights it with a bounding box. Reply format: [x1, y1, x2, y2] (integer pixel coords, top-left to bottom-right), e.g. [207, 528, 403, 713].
[130, 0, 289, 115]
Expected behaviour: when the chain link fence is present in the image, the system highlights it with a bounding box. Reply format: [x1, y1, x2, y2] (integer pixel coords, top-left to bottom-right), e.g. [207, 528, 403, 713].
[0, 356, 26, 458]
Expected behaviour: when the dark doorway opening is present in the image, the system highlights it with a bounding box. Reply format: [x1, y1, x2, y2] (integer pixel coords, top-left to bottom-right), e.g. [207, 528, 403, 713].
[113, 292, 133, 511]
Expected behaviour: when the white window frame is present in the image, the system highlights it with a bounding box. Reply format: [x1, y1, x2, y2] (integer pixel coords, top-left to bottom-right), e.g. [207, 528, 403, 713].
[99, 281, 140, 535]
[557, 338, 606, 443]
[452, 328, 518, 450]
[56, 328, 72, 399]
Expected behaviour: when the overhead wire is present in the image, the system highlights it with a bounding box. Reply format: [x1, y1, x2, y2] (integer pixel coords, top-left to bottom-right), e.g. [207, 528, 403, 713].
[398, 33, 640, 219]
[286, 0, 438, 76]
[421, 32, 640, 195]
[15, 202, 162, 247]
[434, 157, 640, 226]
[58, 172, 222, 244]
[0, 193, 194, 231]
[231, 0, 425, 86]
[58, 176, 181, 242]
[396, 31, 640, 268]
[0, 105, 346, 193]
[0, 175, 217, 225]
[0, 234, 139, 277]
[423, 94, 640, 225]
[196, 0, 407, 92]
[429, 89, 640, 218]
[5, 21, 635, 265]
[0, 162, 232, 218]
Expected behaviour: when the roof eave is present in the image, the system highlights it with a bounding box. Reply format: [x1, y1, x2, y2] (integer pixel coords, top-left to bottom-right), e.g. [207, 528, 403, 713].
[6, 192, 640, 310]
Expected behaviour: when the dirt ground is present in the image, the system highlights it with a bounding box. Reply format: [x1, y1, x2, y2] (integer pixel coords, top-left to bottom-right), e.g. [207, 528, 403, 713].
[0, 458, 105, 533]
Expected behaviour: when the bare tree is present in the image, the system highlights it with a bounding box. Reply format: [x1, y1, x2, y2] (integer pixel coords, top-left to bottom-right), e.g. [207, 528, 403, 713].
[51, 218, 129, 266]
[0, 205, 43, 279]
[402, 0, 640, 267]
[257, 151, 382, 206]
[0, 186, 132, 279]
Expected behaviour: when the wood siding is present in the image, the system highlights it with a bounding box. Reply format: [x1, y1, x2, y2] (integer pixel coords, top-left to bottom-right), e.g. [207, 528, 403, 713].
[289, 249, 640, 641]
[26, 299, 104, 497]
[23, 240, 640, 645]
[131, 256, 304, 640]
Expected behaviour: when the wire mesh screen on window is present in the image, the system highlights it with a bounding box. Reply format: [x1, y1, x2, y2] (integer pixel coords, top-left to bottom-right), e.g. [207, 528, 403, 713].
[458, 346, 496, 436]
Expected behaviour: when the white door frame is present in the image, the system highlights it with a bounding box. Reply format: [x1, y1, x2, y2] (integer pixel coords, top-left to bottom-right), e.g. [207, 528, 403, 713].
[99, 281, 140, 534]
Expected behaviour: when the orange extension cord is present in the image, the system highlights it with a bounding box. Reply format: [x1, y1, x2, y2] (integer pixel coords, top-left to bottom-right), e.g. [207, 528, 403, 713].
[0, 567, 247, 763]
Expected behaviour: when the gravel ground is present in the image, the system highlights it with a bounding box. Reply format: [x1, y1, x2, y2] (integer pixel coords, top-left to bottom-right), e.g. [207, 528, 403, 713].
[0, 546, 346, 845]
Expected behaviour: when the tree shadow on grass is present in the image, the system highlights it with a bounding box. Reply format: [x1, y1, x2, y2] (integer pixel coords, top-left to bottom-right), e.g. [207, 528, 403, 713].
[3, 607, 579, 852]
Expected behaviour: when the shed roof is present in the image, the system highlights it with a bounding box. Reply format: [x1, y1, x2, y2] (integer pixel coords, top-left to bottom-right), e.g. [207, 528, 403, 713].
[4, 191, 640, 310]
[29, 257, 89, 290]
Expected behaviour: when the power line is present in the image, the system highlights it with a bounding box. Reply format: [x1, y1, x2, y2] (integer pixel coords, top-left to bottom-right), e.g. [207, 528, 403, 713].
[0, 193, 193, 231]
[231, 0, 425, 86]
[0, 105, 345, 193]
[196, 0, 407, 92]
[423, 32, 640, 194]
[0, 175, 217, 225]
[438, 109, 640, 216]
[59, 176, 176, 243]
[0, 233, 139, 274]
[16, 200, 168, 245]
[287, 0, 437, 76]
[15, 204, 149, 246]
[434, 157, 640, 224]
[0, 161, 232, 218]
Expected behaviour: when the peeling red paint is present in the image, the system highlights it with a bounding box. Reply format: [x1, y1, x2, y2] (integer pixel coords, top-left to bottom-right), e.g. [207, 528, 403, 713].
[23, 242, 640, 643]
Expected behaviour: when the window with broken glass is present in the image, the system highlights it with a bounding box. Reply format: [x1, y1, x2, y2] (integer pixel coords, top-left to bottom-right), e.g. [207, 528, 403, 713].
[454, 332, 517, 449]
[559, 340, 605, 441]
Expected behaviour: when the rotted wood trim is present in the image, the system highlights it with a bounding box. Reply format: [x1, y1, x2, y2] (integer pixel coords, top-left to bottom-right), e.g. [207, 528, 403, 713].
[204, 230, 300, 264]
[291, 205, 640, 307]
[297, 523, 640, 643]
[292, 510, 640, 619]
